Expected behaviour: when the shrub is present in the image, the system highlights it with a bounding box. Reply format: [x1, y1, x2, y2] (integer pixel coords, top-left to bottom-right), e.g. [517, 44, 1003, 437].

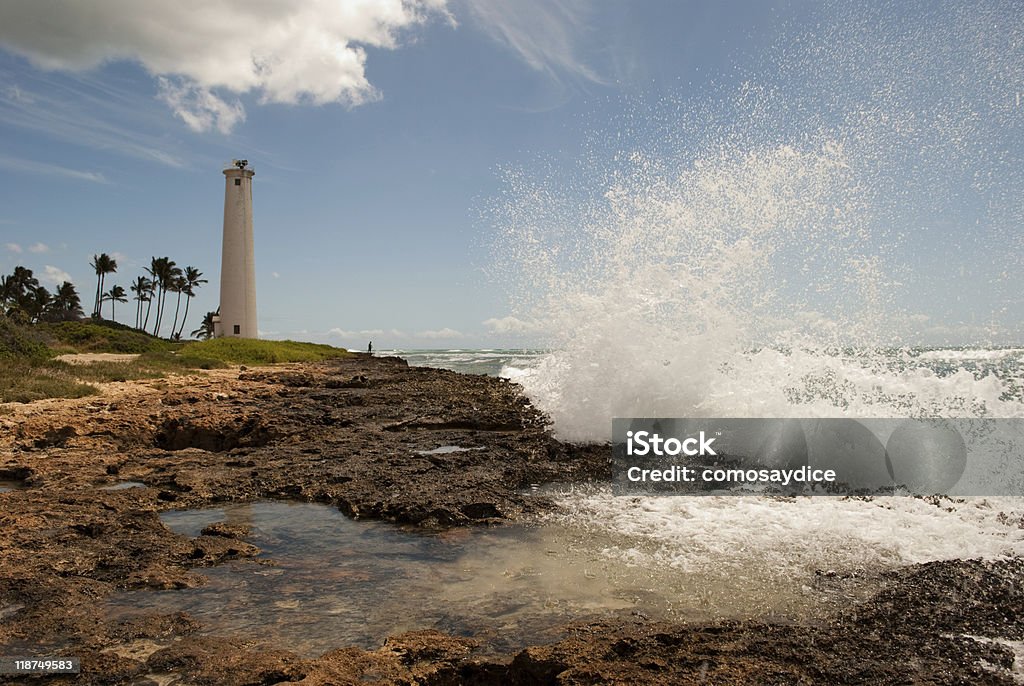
[38, 320, 174, 354]
[0, 317, 52, 361]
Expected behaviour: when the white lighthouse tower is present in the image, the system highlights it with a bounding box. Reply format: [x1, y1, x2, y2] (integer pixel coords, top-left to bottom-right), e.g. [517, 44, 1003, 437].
[215, 159, 258, 338]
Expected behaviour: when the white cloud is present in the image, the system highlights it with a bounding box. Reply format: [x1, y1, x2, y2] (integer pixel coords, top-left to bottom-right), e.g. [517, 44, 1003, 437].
[463, 0, 603, 85]
[415, 327, 464, 339]
[4, 84, 34, 104]
[157, 78, 245, 135]
[27, 241, 48, 253]
[271, 271, 280, 279]
[483, 315, 543, 334]
[0, 154, 107, 183]
[328, 327, 404, 338]
[0, 76, 187, 167]
[908, 313, 931, 323]
[42, 265, 71, 285]
[5, 242, 22, 253]
[0, 0, 452, 133]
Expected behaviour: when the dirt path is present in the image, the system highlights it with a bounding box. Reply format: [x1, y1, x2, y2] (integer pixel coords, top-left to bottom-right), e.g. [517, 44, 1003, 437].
[54, 353, 142, 365]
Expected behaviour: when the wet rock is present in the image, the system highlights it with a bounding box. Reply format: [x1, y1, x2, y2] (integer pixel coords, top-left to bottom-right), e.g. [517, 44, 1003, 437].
[105, 612, 201, 643]
[146, 636, 309, 685]
[199, 522, 250, 539]
[460, 502, 502, 520]
[383, 629, 477, 664]
[2, 356, 1021, 685]
[326, 374, 370, 389]
[188, 535, 259, 564]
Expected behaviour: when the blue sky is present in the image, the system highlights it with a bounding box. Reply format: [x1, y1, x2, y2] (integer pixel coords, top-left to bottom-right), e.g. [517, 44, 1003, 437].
[0, 1, 1020, 347]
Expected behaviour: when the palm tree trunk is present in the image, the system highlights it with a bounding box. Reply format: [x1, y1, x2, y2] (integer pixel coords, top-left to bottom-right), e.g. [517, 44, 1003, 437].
[177, 295, 192, 339]
[160, 289, 170, 336]
[143, 294, 153, 331]
[93, 276, 101, 317]
[158, 287, 167, 336]
[152, 285, 162, 335]
[155, 286, 167, 337]
[171, 290, 182, 337]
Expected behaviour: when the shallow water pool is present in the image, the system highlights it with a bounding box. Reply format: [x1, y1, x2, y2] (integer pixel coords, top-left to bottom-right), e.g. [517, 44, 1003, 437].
[102, 500, 859, 658]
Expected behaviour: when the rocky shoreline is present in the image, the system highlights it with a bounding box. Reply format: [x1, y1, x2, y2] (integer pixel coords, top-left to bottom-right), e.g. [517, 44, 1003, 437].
[1, 355, 1021, 684]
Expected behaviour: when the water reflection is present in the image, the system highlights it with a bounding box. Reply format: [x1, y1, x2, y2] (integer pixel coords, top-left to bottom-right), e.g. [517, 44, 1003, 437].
[104, 501, 850, 658]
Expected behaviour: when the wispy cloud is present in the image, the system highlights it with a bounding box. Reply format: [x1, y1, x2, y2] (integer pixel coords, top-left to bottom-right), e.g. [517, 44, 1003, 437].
[328, 327, 406, 338]
[483, 315, 543, 334]
[104, 251, 136, 270]
[42, 265, 71, 285]
[0, 1, 452, 134]
[463, 0, 605, 86]
[5, 242, 22, 254]
[0, 73, 188, 168]
[157, 78, 245, 135]
[415, 327, 464, 339]
[0, 154, 107, 183]
[27, 241, 48, 253]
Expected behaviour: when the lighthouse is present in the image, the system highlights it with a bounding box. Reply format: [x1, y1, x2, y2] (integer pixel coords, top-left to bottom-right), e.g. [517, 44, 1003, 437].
[215, 159, 258, 338]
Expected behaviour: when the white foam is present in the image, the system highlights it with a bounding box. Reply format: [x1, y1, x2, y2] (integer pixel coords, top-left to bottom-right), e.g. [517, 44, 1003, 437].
[962, 636, 1024, 683]
[919, 349, 1024, 361]
[485, 3, 1024, 442]
[548, 488, 1024, 578]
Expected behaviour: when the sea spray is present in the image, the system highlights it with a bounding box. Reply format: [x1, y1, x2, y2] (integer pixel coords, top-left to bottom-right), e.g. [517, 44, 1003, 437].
[487, 0, 1024, 442]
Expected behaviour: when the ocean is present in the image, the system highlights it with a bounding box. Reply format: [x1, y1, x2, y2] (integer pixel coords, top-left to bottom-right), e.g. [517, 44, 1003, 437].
[384, 0, 1024, 656]
[379, 348, 549, 378]
[386, 346, 1024, 602]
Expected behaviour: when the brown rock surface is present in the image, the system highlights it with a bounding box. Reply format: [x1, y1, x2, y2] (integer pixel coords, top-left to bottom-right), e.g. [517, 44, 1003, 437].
[0, 354, 1020, 684]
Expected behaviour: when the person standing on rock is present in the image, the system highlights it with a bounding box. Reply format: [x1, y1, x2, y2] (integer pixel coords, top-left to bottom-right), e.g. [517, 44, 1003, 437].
[367, 341, 373, 355]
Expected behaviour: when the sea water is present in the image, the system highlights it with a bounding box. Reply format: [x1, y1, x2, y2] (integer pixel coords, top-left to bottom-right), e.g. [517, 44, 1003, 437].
[379, 349, 548, 377]
[473, 0, 1024, 620]
[104, 499, 876, 658]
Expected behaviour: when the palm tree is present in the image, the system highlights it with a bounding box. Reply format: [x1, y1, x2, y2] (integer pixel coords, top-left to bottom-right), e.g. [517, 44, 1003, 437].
[174, 266, 207, 339]
[0, 275, 15, 311]
[148, 257, 180, 337]
[191, 309, 218, 340]
[129, 275, 151, 329]
[1, 266, 39, 316]
[27, 285, 52, 323]
[142, 265, 157, 332]
[51, 281, 83, 321]
[102, 285, 128, 323]
[90, 253, 117, 318]
[168, 274, 186, 338]
[144, 258, 160, 331]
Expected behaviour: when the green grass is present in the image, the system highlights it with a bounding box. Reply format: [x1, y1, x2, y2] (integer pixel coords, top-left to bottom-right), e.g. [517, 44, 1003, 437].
[0, 317, 52, 361]
[38, 320, 174, 354]
[174, 338, 352, 365]
[0, 359, 100, 403]
[0, 317, 351, 403]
